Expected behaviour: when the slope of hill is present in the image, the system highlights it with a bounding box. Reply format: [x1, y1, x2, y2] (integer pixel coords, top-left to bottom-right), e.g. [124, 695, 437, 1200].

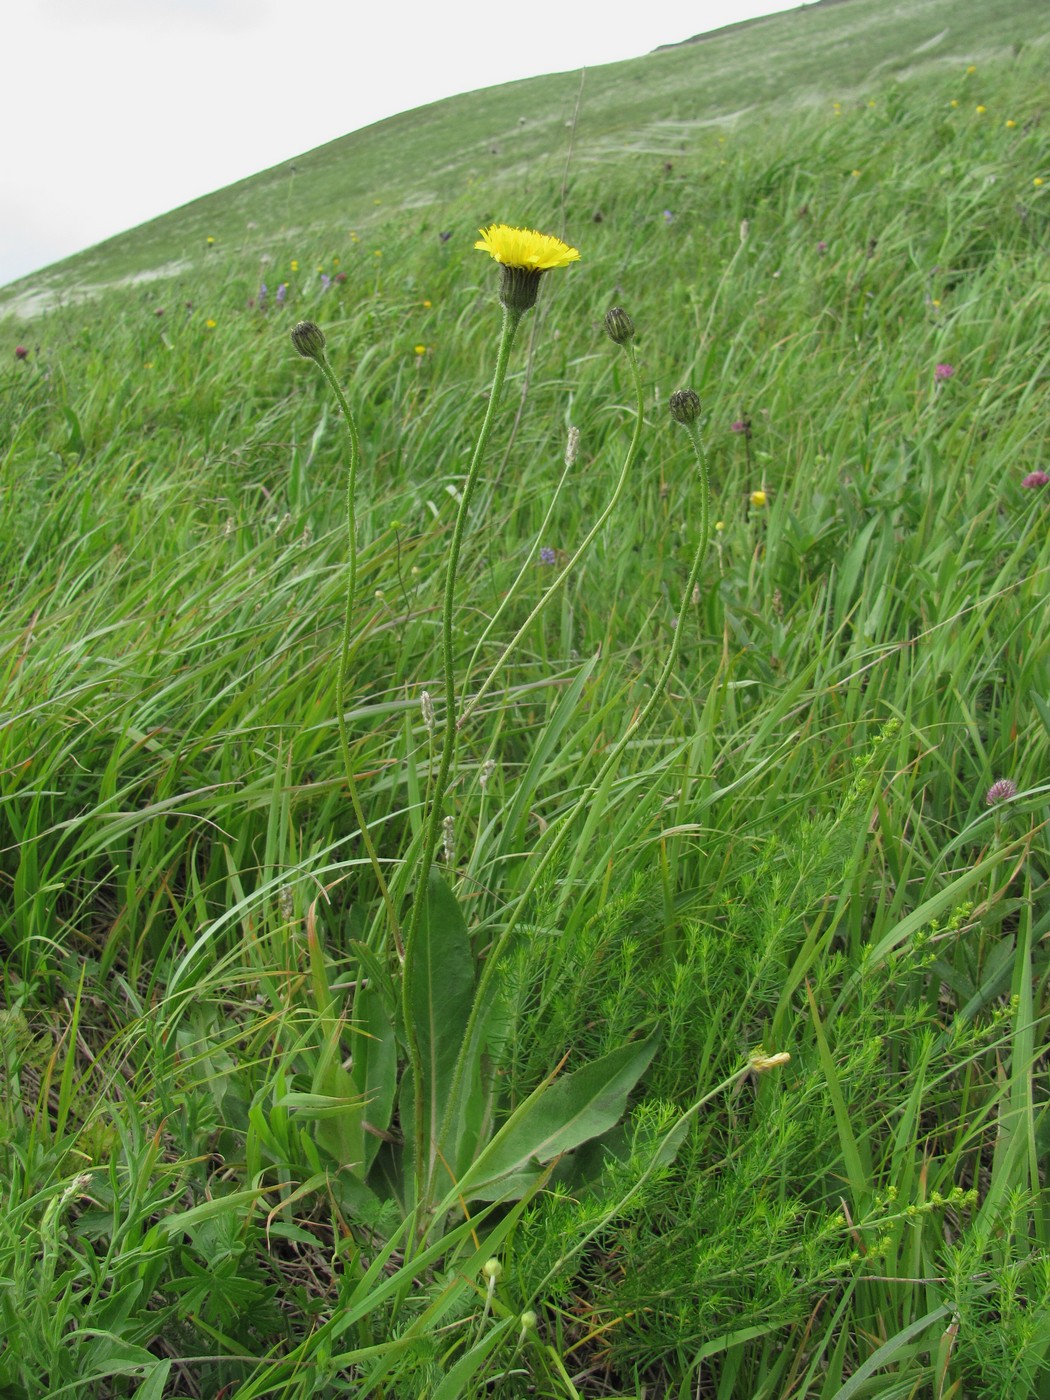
[2, 0, 1046, 320]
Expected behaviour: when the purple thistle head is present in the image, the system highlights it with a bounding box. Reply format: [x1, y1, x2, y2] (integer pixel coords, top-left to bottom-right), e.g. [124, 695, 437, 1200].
[14, 345, 28, 360]
[731, 420, 748, 433]
[539, 546, 556, 566]
[934, 362, 955, 382]
[1021, 470, 1049, 489]
[986, 778, 1017, 806]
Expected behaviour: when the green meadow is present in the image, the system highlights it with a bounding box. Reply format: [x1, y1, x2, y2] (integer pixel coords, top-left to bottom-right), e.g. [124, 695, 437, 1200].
[2, 0, 1049, 1394]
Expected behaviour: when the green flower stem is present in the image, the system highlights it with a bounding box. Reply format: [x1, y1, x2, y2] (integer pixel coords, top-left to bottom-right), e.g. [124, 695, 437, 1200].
[404, 301, 523, 1238]
[439, 409, 713, 1155]
[313, 351, 403, 960]
[457, 341, 646, 732]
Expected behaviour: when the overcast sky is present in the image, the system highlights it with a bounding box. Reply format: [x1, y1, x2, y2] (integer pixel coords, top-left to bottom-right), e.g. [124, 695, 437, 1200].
[4, 0, 800, 290]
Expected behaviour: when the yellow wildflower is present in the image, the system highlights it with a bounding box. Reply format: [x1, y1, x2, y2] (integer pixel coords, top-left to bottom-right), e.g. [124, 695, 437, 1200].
[715, 520, 725, 532]
[1005, 119, 1016, 128]
[414, 344, 426, 356]
[422, 299, 432, 308]
[1035, 177, 1045, 187]
[975, 105, 986, 114]
[475, 224, 580, 271]
[205, 319, 217, 329]
[950, 100, 958, 108]
[206, 235, 215, 245]
[475, 224, 580, 313]
[291, 260, 299, 272]
[851, 169, 862, 178]
[750, 490, 767, 508]
[966, 64, 976, 74]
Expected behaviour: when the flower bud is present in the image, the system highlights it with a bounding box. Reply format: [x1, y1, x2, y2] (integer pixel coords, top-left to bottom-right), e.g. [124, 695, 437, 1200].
[669, 389, 702, 425]
[291, 320, 326, 360]
[520, 1310, 538, 1330]
[604, 306, 635, 346]
[482, 1258, 502, 1282]
[420, 690, 435, 734]
[565, 425, 580, 468]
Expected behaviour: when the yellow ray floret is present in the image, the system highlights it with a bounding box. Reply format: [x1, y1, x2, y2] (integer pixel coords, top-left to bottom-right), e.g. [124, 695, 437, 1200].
[474, 224, 581, 270]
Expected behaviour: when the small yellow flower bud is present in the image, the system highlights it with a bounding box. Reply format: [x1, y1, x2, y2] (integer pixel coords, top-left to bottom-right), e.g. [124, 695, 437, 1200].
[669, 389, 702, 425]
[520, 1310, 538, 1330]
[749, 1048, 790, 1071]
[750, 490, 767, 508]
[291, 320, 326, 360]
[482, 1258, 502, 1282]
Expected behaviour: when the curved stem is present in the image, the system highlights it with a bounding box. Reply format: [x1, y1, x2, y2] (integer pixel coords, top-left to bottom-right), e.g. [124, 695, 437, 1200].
[315, 353, 403, 960]
[458, 342, 646, 731]
[403, 302, 523, 1237]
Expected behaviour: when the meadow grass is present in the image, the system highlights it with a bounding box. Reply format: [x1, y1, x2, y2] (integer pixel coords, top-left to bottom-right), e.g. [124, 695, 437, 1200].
[1, 22, 1049, 1400]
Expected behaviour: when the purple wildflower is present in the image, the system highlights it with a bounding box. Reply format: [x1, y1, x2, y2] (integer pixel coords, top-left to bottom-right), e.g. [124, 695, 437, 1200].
[14, 345, 28, 360]
[663, 209, 674, 223]
[1021, 470, 1049, 489]
[439, 231, 452, 243]
[258, 282, 268, 307]
[986, 778, 1017, 806]
[934, 362, 955, 382]
[539, 546, 556, 566]
[816, 240, 827, 254]
[731, 420, 748, 434]
[276, 283, 287, 305]
[320, 273, 331, 292]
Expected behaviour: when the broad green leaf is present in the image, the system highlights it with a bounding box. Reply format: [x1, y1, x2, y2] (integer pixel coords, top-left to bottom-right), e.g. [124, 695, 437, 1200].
[448, 1035, 659, 1204]
[403, 872, 475, 1196]
[354, 981, 397, 1174]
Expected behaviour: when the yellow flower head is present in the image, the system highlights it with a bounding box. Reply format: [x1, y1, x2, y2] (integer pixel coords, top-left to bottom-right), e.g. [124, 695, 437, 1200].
[414, 344, 426, 356]
[750, 489, 767, 508]
[1005, 119, 1016, 128]
[206, 235, 215, 245]
[291, 260, 299, 272]
[975, 105, 986, 115]
[205, 319, 217, 329]
[475, 224, 580, 314]
[1035, 177, 1045, 188]
[475, 224, 580, 271]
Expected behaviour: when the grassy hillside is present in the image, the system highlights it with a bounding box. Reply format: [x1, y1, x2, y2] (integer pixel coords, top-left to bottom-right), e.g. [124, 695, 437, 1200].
[1, 1, 1049, 1396]
[1, 0, 1046, 316]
